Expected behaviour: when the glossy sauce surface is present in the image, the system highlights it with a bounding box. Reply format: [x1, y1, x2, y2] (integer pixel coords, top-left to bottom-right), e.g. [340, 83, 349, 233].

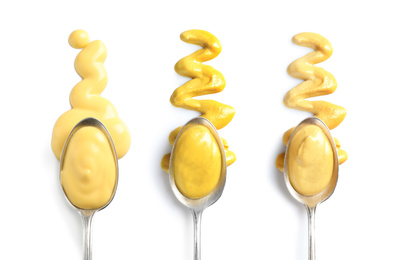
[276, 32, 347, 172]
[173, 125, 221, 199]
[51, 30, 130, 209]
[161, 30, 235, 199]
[287, 125, 333, 196]
[61, 126, 117, 209]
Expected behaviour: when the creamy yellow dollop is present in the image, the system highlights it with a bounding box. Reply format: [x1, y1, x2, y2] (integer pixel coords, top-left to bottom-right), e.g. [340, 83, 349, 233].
[173, 125, 221, 199]
[161, 30, 235, 174]
[288, 125, 333, 196]
[61, 126, 117, 209]
[52, 30, 130, 210]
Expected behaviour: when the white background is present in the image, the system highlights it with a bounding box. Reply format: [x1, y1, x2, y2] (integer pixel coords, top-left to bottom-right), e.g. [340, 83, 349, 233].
[0, 0, 397, 259]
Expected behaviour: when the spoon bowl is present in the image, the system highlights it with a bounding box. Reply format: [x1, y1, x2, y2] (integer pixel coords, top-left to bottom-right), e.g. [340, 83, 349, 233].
[59, 117, 119, 260]
[169, 117, 227, 211]
[169, 117, 227, 260]
[284, 116, 338, 208]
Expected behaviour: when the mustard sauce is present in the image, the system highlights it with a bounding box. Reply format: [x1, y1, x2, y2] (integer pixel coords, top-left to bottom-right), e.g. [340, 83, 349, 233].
[61, 126, 117, 209]
[276, 32, 347, 173]
[161, 30, 235, 199]
[51, 30, 130, 209]
[287, 125, 333, 196]
[173, 125, 221, 199]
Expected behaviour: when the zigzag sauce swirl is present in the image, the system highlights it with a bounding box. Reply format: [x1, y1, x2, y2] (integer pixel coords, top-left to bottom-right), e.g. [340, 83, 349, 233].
[276, 32, 347, 173]
[161, 30, 235, 174]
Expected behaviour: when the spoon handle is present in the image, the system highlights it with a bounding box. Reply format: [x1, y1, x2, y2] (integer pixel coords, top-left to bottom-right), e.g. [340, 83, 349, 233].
[192, 210, 203, 260]
[306, 206, 316, 260]
[80, 210, 96, 260]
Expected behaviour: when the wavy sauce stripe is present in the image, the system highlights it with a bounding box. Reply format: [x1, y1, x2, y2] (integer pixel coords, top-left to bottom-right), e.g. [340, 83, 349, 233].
[276, 32, 347, 172]
[51, 30, 131, 160]
[161, 30, 236, 173]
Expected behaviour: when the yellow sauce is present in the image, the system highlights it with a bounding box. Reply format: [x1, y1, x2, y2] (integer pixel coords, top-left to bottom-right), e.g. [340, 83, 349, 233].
[173, 125, 221, 199]
[51, 29, 130, 209]
[276, 32, 347, 173]
[287, 125, 333, 196]
[161, 30, 235, 179]
[61, 126, 117, 209]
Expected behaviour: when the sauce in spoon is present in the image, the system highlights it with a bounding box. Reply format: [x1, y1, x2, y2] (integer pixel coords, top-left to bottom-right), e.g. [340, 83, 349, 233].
[173, 124, 222, 199]
[287, 124, 333, 196]
[61, 125, 117, 209]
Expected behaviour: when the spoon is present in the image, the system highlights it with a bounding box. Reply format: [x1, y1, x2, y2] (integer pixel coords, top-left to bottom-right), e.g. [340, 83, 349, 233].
[59, 117, 119, 260]
[169, 117, 227, 260]
[284, 117, 339, 260]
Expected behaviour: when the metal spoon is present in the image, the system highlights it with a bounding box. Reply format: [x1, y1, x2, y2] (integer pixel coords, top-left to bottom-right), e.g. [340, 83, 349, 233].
[59, 117, 119, 260]
[284, 117, 339, 260]
[169, 117, 227, 260]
